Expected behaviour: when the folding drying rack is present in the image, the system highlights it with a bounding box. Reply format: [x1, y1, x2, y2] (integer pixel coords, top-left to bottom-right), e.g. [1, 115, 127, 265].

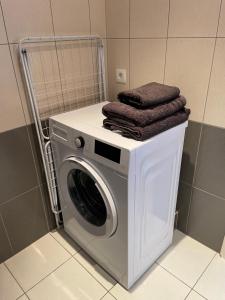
[19, 36, 106, 227]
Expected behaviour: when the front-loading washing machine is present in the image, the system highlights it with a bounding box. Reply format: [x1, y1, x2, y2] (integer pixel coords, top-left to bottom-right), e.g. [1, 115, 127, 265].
[49, 101, 187, 289]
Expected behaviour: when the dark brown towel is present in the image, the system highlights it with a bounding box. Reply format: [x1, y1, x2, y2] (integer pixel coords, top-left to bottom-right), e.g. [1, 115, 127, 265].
[102, 96, 186, 127]
[103, 109, 190, 141]
[118, 82, 180, 108]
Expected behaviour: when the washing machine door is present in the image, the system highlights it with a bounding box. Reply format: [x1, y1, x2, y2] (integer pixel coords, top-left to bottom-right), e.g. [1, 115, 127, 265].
[59, 156, 117, 238]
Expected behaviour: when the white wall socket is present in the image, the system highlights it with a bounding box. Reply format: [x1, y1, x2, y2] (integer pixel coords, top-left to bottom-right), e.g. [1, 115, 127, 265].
[116, 69, 127, 84]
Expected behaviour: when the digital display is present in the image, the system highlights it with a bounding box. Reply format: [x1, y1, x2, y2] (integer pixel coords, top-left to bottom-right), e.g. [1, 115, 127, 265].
[95, 140, 121, 163]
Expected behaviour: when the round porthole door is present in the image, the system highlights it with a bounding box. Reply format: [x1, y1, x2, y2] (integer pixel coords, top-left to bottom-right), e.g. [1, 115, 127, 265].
[59, 157, 117, 238]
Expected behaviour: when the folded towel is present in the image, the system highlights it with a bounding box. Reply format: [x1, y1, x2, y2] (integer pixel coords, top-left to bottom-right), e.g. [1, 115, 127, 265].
[102, 96, 186, 127]
[118, 82, 180, 108]
[103, 109, 190, 141]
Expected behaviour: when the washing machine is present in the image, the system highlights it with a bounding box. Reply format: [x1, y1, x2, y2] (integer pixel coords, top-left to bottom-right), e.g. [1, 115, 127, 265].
[49, 101, 187, 289]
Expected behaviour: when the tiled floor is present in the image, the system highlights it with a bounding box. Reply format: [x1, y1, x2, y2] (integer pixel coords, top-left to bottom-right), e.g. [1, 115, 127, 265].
[1, 229, 225, 300]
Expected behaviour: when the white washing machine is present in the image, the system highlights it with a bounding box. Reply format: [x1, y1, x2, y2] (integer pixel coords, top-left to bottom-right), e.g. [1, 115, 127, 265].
[49, 102, 187, 289]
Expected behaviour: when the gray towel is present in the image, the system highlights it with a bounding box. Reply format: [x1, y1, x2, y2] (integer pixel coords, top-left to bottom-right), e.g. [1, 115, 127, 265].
[103, 109, 190, 141]
[102, 96, 186, 127]
[118, 82, 180, 108]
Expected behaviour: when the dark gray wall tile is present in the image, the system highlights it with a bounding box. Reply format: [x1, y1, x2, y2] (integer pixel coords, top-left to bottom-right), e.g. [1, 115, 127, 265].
[0, 187, 48, 254]
[188, 188, 225, 252]
[27, 124, 46, 183]
[180, 121, 201, 184]
[176, 181, 192, 233]
[194, 125, 225, 198]
[40, 183, 56, 231]
[0, 126, 38, 205]
[0, 215, 13, 263]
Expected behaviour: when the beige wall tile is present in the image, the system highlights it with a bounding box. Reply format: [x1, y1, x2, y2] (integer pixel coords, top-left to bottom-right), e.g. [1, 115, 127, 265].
[1, 0, 53, 43]
[89, 0, 106, 38]
[130, 39, 166, 88]
[168, 0, 221, 37]
[204, 38, 225, 127]
[0, 8, 7, 44]
[0, 45, 25, 132]
[10, 44, 32, 125]
[218, 0, 225, 37]
[107, 39, 129, 100]
[106, 0, 129, 38]
[51, 0, 90, 35]
[130, 0, 169, 38]
[10, 43, 64, 124]
[165, 38, 215, 122]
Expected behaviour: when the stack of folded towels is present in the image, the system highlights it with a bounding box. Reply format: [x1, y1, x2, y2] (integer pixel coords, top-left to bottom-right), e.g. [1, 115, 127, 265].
[102, 82, 190, 141]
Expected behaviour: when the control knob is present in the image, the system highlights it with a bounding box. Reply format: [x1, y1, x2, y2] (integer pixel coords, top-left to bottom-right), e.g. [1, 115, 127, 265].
[75, 136, 85, 148]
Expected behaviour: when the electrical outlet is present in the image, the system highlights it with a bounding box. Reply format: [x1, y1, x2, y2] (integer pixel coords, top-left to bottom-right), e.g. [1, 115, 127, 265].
[116, 69, 127, 84]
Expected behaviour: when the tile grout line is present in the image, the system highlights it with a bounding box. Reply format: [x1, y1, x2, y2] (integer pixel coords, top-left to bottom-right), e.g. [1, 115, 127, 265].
[185, 0, 224, 233]
[190, 253, 218, 298]
[155, 262, 193, 291]
[181, 179, 225, 202]
[0, 185, 39, 209]
[185, 122, 203, 232]
[49, 231, 81, 256]
[192, 252, 217, 289]
[163, 0, 170, 84]
[4, 262, 26, 294]
[87, 0, 92, 35]
[201, 0, 223, 125]
[3, 233, 71, 295]
[47, 231, 116, 293]
[23, 256, 72, 295]
[0, 213, 14, 255]
[192, 186, 225, 202]
[102, 282, 118, 299]
[100, 36, 225, 40]
[72, 254, 116, 292]
[21, 126, 51, 231]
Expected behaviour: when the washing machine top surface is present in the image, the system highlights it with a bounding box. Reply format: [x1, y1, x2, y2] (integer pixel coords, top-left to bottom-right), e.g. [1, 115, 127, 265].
[50, 101, 147, 151]
[50, 101, 187, 151]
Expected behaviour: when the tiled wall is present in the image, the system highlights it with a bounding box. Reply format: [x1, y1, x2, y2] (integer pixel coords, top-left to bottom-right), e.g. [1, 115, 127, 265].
[106, 0, 225, 251]
[0, 0, 106, 263]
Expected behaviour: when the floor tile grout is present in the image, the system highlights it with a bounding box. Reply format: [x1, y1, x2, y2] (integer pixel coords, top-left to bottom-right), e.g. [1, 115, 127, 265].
[156, 262, 193, 290]
[49, 232, 118, 294]
[3, 231, 222, 300]
[23, 256, 72, 294]
[49, 231, 81, 256]
[100, 284, 118, 299]
[4, 262, 26, 295]
[191, 252, 218, 297]
[72, 254, 116, 292]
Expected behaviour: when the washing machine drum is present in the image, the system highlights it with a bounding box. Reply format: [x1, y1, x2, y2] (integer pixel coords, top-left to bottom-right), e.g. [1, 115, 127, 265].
[59, 157, 117, 238]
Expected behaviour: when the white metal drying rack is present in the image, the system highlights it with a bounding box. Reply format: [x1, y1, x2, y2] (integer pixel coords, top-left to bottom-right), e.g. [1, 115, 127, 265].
[19, 35, 106, 227]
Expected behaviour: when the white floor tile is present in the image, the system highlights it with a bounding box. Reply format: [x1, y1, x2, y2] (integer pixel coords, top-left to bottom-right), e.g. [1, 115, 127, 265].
[157, 230, 215, 287]
[5, 234, 71, 291]
[102, 293, 116, 300]
[27, 258, 107, 300]
[50, 229, 80, 255]
[74, 250, 116, 290]
[195, 254, 225, 300]
[0, 263, 23, 300]
[17, 295, 29, 300]
[186, 291, 206, 300]
[110, 264, 190, 300]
